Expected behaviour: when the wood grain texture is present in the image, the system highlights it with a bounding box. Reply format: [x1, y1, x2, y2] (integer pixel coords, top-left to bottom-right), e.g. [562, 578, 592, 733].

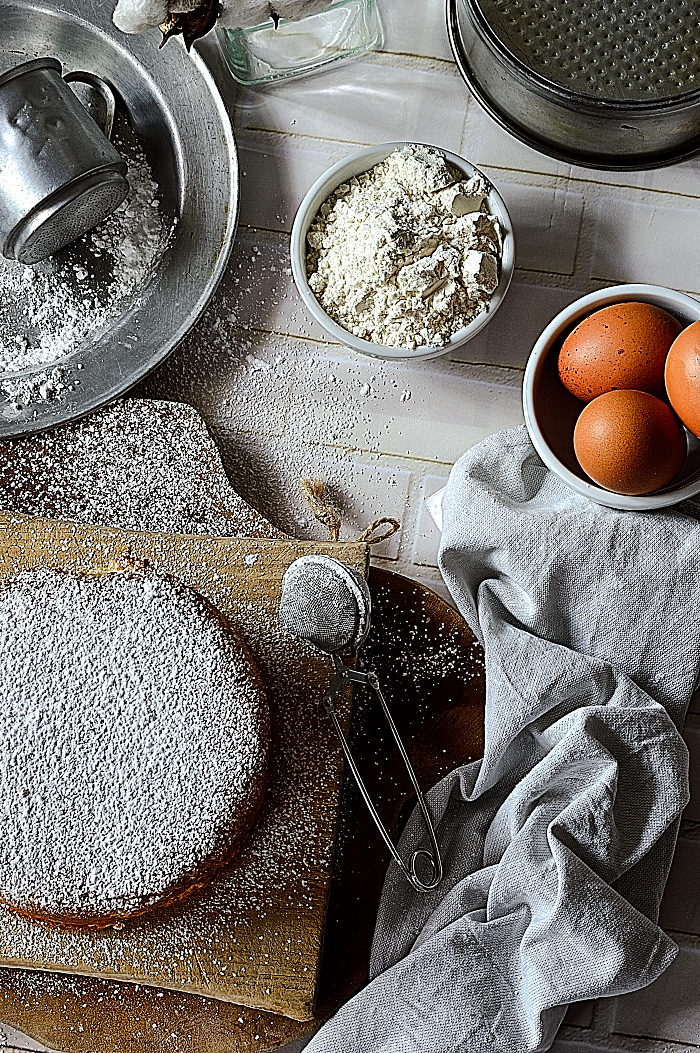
[0, 567, 486, 1053]
[0, 398, 486, 1052]
[0, 511, 368, 1023]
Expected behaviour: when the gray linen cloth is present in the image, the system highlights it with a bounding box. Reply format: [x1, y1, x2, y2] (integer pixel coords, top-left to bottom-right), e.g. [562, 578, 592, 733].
[307, 426, 700, 1053]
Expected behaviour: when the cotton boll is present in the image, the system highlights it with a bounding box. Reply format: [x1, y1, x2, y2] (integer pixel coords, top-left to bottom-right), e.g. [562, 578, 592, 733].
[113, 0, 168, 32]
[218, 0, 332, 29]
[218, 0, 270, 27]
[274, 0, 336, 18]
[113, 0, 331, 34]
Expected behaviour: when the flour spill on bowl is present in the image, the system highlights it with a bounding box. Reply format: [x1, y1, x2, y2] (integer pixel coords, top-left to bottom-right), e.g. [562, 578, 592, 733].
[0, 132, 171, 408]
[306, 144, 503, 350]
[0, 366, 68, 407]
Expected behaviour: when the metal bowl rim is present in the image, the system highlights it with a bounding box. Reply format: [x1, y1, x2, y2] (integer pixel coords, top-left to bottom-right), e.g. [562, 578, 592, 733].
[0, 0, 240, 438]
[463, 0, 700, 114]
[447, 0, 700, 171]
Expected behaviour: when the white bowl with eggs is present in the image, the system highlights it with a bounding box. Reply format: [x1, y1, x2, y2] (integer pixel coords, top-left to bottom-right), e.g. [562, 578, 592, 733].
[523, 284, 700, 511]
[290, 142, 515, 361]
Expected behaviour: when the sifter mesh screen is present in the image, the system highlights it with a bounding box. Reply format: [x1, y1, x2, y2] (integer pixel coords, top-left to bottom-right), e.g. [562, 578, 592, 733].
[279, 555, 370, 655]
[16, 177, 128, 266]
[472, 0, 700, 102]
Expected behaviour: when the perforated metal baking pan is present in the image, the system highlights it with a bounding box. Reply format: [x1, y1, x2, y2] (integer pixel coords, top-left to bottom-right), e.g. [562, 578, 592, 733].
[0, 0, 238, 438]
[447, 0, 700, 170]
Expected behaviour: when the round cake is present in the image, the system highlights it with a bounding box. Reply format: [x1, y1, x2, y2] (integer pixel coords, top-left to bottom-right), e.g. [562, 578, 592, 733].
[0, 563, 269, 929]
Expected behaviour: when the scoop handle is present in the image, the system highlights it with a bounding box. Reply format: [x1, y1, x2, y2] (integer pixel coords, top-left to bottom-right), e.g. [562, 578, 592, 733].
[64, 71, 118, 140]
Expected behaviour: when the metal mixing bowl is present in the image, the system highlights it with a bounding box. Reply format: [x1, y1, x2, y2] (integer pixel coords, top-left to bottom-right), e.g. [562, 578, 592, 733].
[0, 0, 238, 439]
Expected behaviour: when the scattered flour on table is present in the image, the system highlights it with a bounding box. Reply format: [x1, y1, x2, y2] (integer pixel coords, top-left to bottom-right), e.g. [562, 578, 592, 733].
[0, 133, 169, 407]
[132, 209, 517, 559]
[306, 144, 503, 350]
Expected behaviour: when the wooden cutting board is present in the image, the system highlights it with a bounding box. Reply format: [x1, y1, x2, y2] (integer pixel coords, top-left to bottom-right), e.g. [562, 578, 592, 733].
[0, 398, 487, 1053]
[0, 509, 368, 1024]
[0, 566, 487, 1053]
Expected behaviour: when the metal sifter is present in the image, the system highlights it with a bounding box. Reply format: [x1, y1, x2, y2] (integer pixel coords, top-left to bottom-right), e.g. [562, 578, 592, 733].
[0, 59, 129, 264]
[279, 555, 443, 893]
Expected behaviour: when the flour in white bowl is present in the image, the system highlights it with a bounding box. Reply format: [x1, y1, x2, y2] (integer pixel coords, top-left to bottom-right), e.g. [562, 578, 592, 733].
[306, 144, 503, 351]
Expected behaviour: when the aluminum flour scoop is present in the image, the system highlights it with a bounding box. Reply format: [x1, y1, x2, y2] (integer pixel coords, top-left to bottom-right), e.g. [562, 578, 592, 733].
[280, 554, 443, 893]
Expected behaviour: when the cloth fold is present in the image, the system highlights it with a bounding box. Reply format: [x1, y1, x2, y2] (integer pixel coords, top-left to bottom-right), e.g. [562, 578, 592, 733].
[307, 427, 700, 1053]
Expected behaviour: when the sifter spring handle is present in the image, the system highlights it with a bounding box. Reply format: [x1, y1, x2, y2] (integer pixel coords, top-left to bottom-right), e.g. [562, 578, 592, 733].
[322, 656, 443, 894]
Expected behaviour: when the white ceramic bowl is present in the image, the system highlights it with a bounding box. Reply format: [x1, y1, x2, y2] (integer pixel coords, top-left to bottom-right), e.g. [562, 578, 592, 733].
[523, 284, 700, 511]
[290, 142, 515, 361]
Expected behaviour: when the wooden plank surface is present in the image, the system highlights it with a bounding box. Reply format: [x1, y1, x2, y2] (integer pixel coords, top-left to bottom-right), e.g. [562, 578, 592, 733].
[0, 511, 368, 1023]
[0, 397, 485, 1052]
[0, 566, 487, 1053]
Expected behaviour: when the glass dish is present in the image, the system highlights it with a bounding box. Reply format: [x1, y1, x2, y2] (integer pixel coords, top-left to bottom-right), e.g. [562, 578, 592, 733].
[217, 0, 381, 85]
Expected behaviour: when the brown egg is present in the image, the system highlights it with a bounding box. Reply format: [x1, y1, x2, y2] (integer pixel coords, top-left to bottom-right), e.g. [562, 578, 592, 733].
[558, 302, 682, 402]
[573, 389, 686, 495]
[665, 320, 700, 438]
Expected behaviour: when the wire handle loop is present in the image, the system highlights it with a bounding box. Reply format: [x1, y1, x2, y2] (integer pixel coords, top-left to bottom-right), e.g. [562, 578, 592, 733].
[410, 848, 441, 891]
[322, 655, 443, 894]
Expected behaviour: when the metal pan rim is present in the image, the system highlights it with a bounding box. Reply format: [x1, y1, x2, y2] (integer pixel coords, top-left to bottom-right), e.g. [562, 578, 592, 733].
[447, 0, 700, 171]
[462, 0, 700, 114]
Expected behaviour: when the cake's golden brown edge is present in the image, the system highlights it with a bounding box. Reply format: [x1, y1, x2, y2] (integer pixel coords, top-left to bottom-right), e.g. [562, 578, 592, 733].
[0, 560, 270, 932]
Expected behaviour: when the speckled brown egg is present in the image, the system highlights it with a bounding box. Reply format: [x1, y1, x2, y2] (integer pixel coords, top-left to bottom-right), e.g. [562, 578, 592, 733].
[573, 389, 686, 495]
[665, 320, 700, 438]
[558, 302, 682, 402]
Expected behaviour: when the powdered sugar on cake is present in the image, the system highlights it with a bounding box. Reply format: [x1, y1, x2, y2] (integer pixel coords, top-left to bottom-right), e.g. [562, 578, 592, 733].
[0, 565, 268, 922]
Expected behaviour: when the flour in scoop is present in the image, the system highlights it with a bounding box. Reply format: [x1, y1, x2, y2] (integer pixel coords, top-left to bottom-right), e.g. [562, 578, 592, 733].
[0, 131, 170, 406]
[306, 144, 503, 350]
